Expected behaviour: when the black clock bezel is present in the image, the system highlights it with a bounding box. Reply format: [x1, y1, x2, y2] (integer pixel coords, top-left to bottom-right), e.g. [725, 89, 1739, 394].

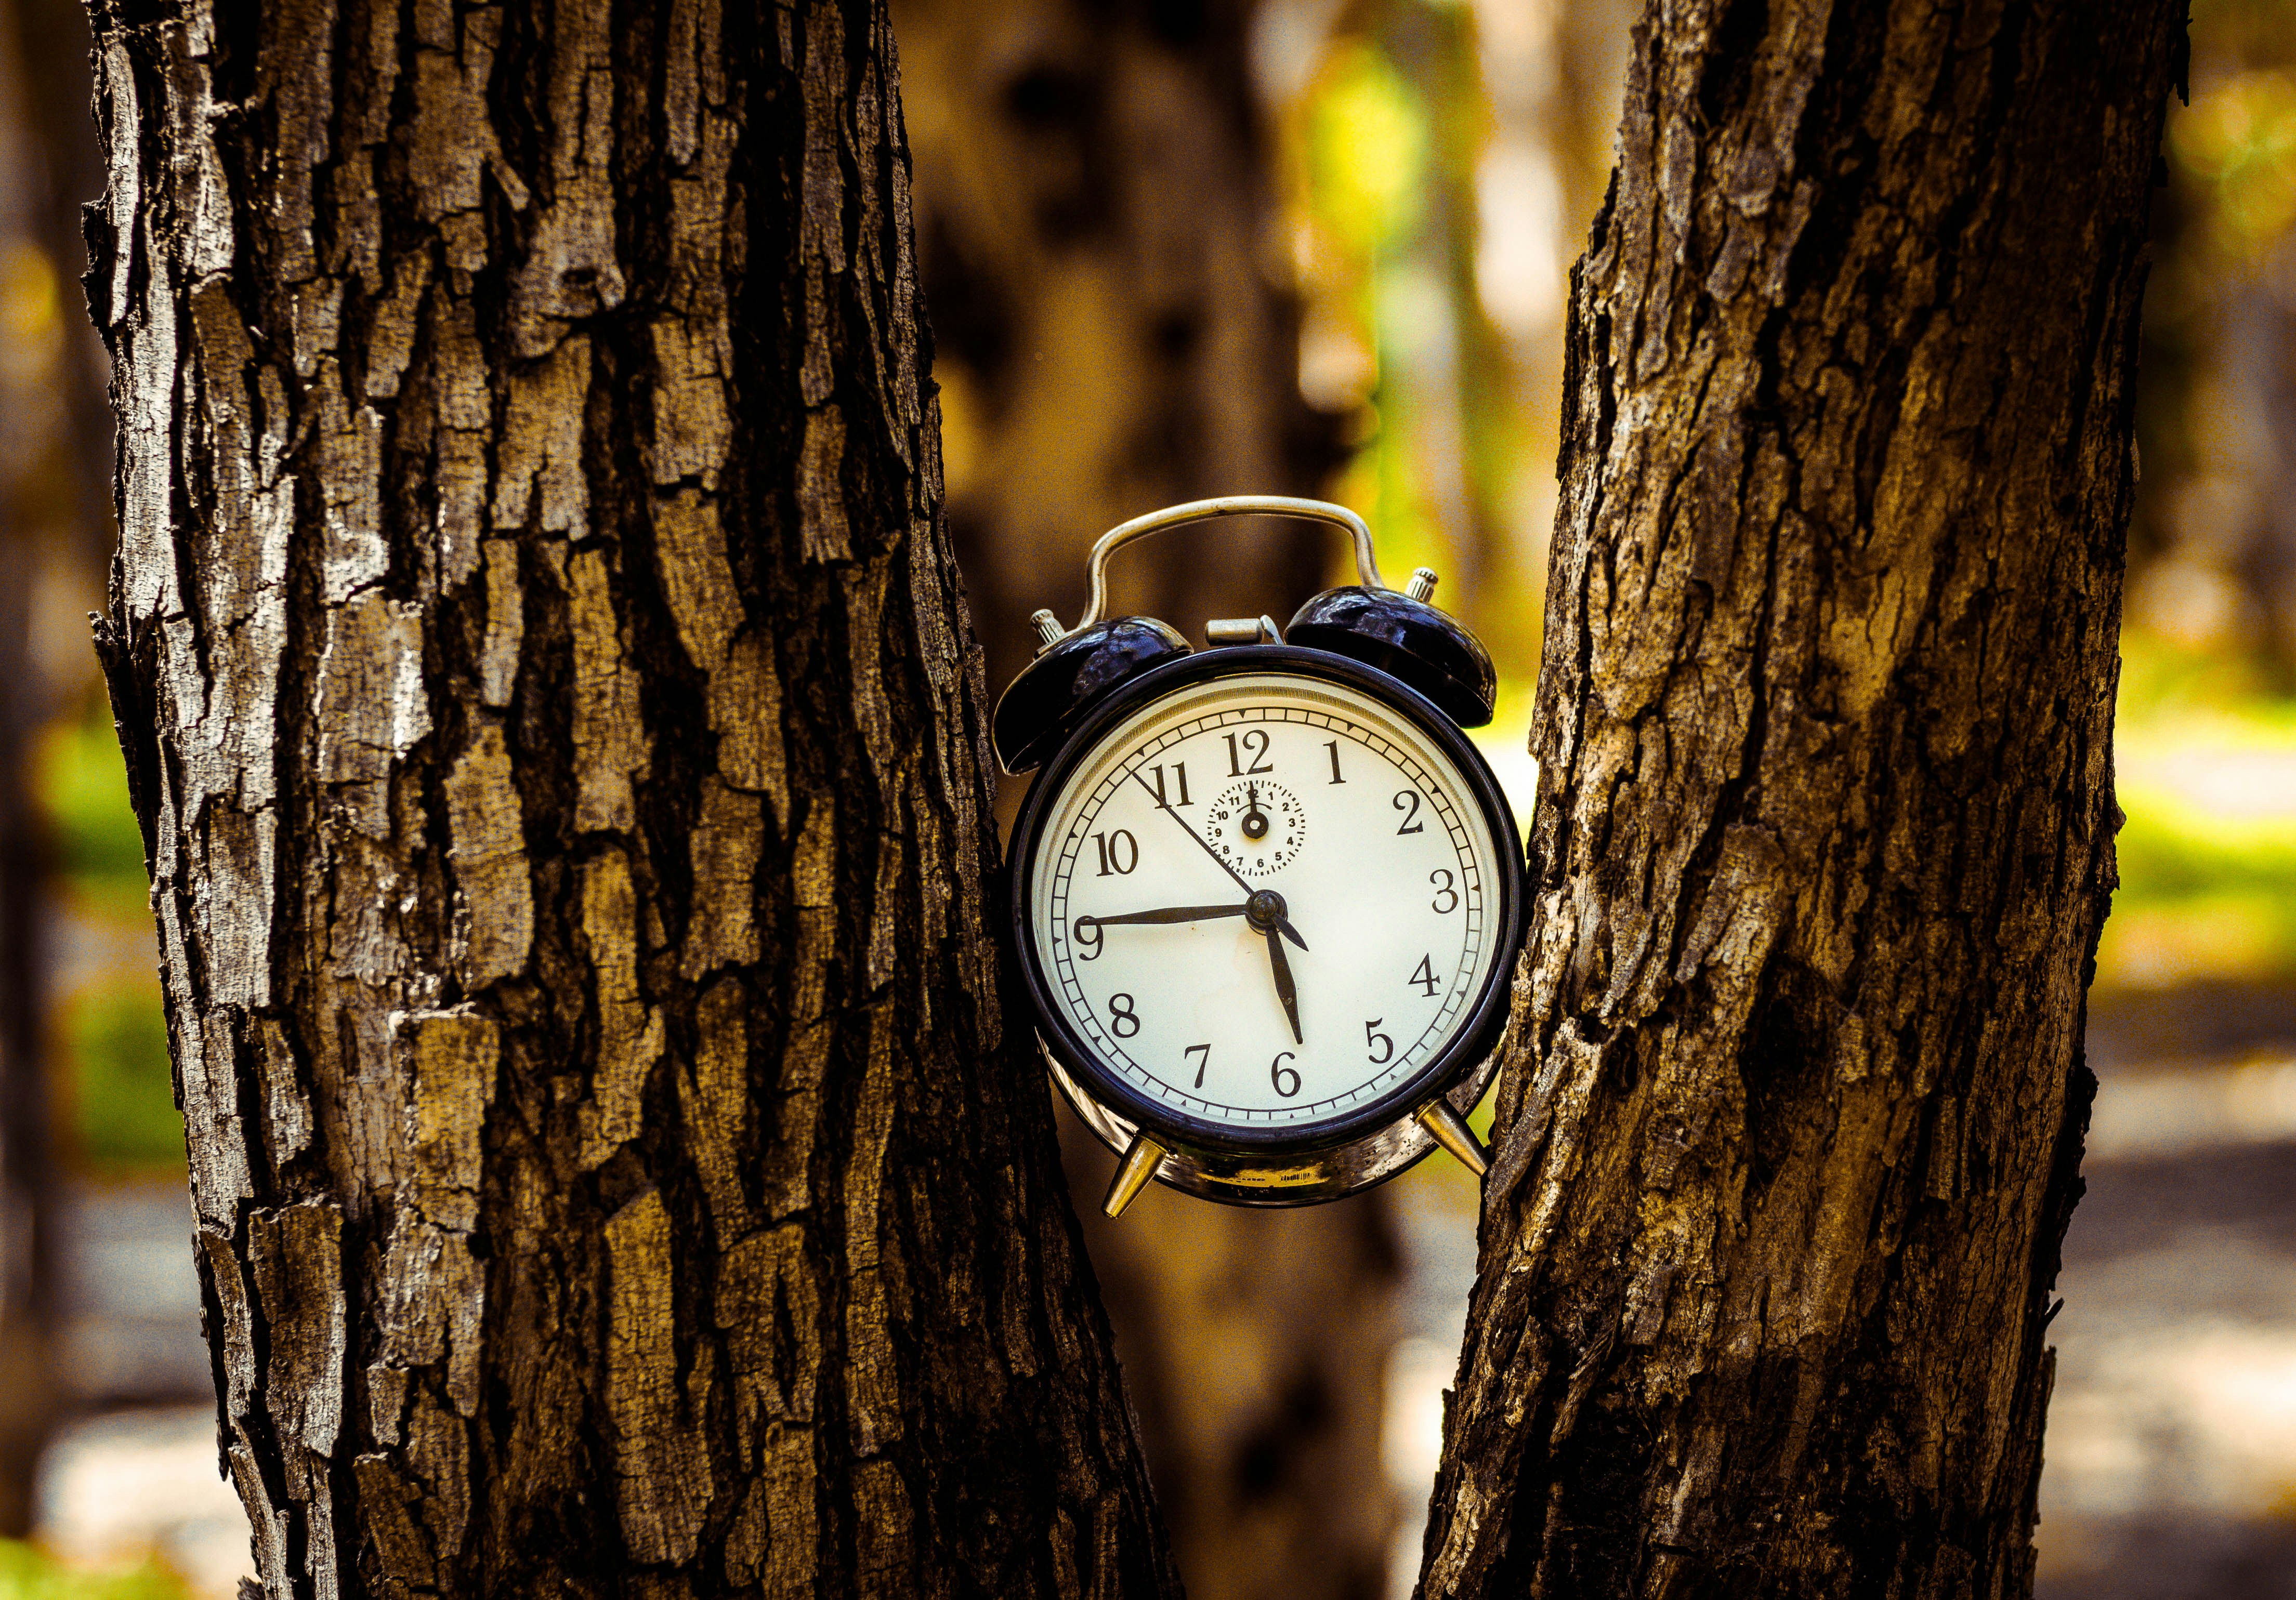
[1006, 644, 1528, 1157]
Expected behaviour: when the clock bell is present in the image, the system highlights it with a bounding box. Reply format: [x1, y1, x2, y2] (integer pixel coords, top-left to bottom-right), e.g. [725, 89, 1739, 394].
[992, 496, 1499, 775]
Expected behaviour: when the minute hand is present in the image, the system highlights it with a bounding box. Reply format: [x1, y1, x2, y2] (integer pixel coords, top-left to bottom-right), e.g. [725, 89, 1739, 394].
[1124, 769, 1308, 949]
[1078, 904, 1248, 929]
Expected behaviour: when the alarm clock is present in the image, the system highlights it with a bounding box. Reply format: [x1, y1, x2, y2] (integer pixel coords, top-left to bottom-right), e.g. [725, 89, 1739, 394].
[994, 497, 1528, 1215]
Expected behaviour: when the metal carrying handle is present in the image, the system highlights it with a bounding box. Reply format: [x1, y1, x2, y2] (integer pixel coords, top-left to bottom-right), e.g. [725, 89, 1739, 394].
[1061, 496, 1387, 637]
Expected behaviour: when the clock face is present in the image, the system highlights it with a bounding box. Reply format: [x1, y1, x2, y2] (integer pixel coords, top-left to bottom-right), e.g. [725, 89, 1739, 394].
[1014, 657, 1519, 1148]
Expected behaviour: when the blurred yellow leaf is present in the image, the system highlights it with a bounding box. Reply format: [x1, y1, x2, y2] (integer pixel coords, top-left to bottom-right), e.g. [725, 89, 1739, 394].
[1306, 43, 1428, 259]
[2170, 69, 2296, 262]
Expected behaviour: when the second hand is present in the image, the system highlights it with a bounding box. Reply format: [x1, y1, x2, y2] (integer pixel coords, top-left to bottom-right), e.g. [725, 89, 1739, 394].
[1126, 763, 1307, 953]
[1129, 766, 1254, 896]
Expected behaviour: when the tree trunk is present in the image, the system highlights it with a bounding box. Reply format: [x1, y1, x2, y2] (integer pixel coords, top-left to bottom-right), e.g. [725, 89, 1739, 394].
[0, 474, 53, 1545]
[892, 0, 1346, 700]
[81, 0, 1176, 1594]
[1419, 3, 2182, 1596]
[8, 0, 112, 569]
[891, 9, 1397, 1599]
[0, 316, 55, 1544]
[0, 0, 63, 1535]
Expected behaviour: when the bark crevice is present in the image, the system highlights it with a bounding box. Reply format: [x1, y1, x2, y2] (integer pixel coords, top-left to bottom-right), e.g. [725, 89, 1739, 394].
[84, 0, 1178, 1593]
[1422, 3, 2180, 1595]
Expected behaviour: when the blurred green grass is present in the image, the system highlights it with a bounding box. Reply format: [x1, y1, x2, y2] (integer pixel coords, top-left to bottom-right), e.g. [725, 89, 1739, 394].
[2100, 636, 2296, 991]
[0, 1543, 181, 1600]
[2104, 799, 2296, 990]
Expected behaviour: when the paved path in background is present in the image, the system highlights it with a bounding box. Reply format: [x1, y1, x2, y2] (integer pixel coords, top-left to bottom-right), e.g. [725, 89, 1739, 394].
[32, 988, 2296, 1599]
[1380, 983, 2296, 1599]
[2033, 985, 2296, 1599]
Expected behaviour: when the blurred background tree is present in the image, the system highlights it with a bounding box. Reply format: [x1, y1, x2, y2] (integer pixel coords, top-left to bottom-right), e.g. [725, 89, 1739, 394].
[0, 0, 2292, 1594]
[0, 0, 111, 1544]
[2132, 0, 2296, 681]
[890, 5, 1395, 1594]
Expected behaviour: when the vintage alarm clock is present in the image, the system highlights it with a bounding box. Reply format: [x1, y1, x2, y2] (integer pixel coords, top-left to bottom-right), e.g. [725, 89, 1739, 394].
[995, 497, 1528, 1216]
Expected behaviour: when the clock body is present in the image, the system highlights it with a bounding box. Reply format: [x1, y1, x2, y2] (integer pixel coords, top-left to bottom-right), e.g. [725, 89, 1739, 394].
[1007, 645, 1527, 1204]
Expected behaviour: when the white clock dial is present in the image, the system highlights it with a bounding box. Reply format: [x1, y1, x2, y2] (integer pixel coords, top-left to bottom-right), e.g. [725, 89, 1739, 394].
[1025, 670, 1506, 1134]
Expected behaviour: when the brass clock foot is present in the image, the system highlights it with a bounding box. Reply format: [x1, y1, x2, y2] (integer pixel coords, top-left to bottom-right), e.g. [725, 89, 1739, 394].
[1416, 1100, 1489, 1179]
[1102, 1132, 1169, 1218]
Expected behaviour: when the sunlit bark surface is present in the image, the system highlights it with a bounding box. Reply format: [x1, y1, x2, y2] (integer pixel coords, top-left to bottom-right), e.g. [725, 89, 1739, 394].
[82, 0, 1176, 1593]
[1421, 3, 2183, 1595]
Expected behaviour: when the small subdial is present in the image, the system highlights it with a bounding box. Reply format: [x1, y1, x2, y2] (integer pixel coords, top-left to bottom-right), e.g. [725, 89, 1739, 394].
[1205, 780, 1307, 877]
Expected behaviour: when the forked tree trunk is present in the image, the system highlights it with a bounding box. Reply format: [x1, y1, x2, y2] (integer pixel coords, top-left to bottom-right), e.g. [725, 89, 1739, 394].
[890, 7, 1396, 1597]
[1419, 3, 2182, 1595]
[82, 0, 1175, 1594]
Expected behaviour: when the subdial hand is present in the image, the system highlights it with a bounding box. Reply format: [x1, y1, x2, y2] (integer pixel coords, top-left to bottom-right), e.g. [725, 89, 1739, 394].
[1241, 784, 1270, 841]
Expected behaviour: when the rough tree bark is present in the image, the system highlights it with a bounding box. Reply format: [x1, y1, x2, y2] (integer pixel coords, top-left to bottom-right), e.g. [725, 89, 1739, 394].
[83, 0, 1177, 1594]
[891, 7, 1396, 1598]
[1419, 2, 2182, 1595]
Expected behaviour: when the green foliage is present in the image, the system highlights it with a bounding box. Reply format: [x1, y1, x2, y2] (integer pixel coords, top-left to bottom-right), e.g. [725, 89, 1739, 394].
[2167, 0, 2296, 273]
[40, 699, 146, 907]
[64, 978, 182, 1171]
[38, 693, 178, 1173]
[2173, 67, 2296, 260]
[0, 1542, 183, 1600]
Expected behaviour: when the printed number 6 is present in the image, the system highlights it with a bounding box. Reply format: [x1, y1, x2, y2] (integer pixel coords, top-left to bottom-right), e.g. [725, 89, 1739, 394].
[1269, 1051, 1300, 1097]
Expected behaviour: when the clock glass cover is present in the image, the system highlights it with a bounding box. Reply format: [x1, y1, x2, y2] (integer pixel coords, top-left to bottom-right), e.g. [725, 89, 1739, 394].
[1016, 663, 1515, 1148]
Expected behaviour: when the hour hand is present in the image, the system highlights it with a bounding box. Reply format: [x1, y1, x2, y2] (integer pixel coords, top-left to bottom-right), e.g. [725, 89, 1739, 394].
[1077, 904, 1249, 929]
[1261, 927, 1302, 1043]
